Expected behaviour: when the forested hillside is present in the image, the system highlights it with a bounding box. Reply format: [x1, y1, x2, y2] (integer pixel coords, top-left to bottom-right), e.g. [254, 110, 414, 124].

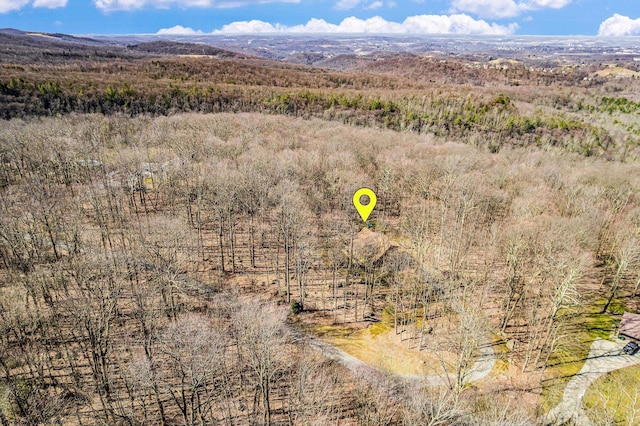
[2, 33, 640, 161]
[2, 33, 640, 425]
[1, 113, 639, 424]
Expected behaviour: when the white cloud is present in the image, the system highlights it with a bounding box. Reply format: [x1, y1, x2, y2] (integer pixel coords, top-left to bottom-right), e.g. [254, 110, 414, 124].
[451, 0, 520, 19]
[32, 0, 66, 7]
[451, 0, 574, 19]
[334, 0, 360, 10]
[95, 0, 297, 11]
[527, 0, 571, 8]
[95, 0, 204, 10]
[365, 1, 383, 10]
[335, 0, 394, 11]
[0, 0, 29, 13]
[211, 19, 281, 33]
[0, 0, 65, 12]
[598, 14, 640, 37]
[211, 14, 518, 35]
[157, 25, 203, 35]
[95, 0, 139, 11]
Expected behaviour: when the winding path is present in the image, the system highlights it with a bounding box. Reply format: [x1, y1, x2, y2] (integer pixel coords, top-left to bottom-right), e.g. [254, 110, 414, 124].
[542, 338, 640, 426]
[301, 326, 640, 425]
[304, 331, 496, 386]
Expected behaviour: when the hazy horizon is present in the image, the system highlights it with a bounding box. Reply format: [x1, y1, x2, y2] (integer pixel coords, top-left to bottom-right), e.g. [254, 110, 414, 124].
[0, 0, 639, 37]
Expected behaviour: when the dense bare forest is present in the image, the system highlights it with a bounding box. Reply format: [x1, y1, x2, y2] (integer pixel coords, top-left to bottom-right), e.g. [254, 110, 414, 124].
[2, 33, 640, 425]
[2, 32, 640, 162]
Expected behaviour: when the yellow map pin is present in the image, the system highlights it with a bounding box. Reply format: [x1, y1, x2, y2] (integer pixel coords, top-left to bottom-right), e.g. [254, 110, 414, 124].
[353, 188, 377, 222]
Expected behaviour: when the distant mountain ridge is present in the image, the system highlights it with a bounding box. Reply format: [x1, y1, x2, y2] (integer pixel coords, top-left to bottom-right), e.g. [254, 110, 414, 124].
[127, 40, 242, 58]
[0, 28, 246, 63]
[3, 28, 640, 68]
[0, 28, 112, 46]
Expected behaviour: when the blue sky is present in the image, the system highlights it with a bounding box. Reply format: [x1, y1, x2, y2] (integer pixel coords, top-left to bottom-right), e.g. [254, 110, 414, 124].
[1, 0, 639, 36]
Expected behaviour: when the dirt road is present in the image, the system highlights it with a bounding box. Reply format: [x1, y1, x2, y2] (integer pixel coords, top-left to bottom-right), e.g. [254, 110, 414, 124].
[305, 331, 496, 387]
[303, 328, 639, 426]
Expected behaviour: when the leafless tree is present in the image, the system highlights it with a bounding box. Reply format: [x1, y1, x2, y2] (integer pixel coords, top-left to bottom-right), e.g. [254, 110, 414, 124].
[156, 313, 226, 425]
[232, 301, 289, 426]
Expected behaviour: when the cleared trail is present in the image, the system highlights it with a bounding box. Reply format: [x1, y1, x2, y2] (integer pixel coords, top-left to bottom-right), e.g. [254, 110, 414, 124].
[302, 330, 496, 387]
[304, 328, 640, 426]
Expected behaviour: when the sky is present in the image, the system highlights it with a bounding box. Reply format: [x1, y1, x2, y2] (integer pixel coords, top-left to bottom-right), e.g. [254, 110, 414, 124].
[1, 0, 640, 36]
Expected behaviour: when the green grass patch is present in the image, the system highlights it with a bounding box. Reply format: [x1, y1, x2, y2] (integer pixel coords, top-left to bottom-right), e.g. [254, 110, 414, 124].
[380, 304, 431, 330]
[309, 314, 447, 376]
[583, 364, 640, 425]
[330, 326, 447, 376]
[381, 305, 395, 326]
[541, 300, 616, 414]
[309, 324, 353, 339]
[490, 335, 511, 375]
[607, 300, 628, 316]
[369, 322, 390, 337]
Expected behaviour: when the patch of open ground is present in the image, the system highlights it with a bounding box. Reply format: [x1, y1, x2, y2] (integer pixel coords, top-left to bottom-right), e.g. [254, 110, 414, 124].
[583, 361, 640, 425]
[595, 67, 640, 78]
[541, 300, 617, 414]
[543, 338, 640, 426]
[310, 321, 446, 375]
[307, 321, 496, 386]
[319, 322, 448, 376]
